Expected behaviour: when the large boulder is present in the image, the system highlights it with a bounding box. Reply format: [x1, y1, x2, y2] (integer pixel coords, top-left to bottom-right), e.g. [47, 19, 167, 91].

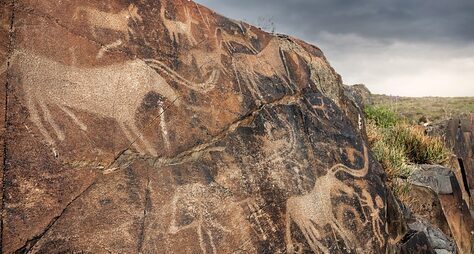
[1, 0, 396, 253]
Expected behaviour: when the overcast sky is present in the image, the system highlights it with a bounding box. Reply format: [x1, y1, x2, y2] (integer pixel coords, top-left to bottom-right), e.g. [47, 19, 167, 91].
[195, 0, 474, 97]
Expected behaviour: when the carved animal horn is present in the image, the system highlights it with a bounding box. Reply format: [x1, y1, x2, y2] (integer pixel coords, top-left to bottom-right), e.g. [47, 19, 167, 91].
[331, 143, 369, 178]
[144, 58, 220, 93]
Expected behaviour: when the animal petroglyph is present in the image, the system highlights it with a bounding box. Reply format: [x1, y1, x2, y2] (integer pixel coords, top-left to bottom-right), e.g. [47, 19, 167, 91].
[216, 28, 258, 55]
[73, 4, 142, 40]
[160, 2, 198, 45]
[245, 199, 278, 241]
[285, 144, 371, 253]
[311, 98, 330, 119]
[230, 38, 296, 101]
[168, 183, 233, 254]
[12, 50, 180, 156]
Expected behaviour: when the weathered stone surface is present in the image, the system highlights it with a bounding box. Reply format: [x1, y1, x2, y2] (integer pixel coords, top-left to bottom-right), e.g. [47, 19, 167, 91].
[404, 164, 474, 253]
[2, 0, 395, 253]
[431, 114, 474, 209]
[408, 219, 456, 254]
[437, 174, 474, 254]
[344, 84, 372, 110]
[1, 0, 14, 251]
[408, 165, 454, 195]
[386, 190, 408, 245]
[395, 230, 436, 254]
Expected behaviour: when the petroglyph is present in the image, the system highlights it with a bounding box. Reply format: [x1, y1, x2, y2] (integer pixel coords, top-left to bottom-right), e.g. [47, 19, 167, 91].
[144, 58, 220, 93]
[73, 4, 142, 40]
[216, 28, 258, 55]
[230, 38, 295, 100]
[168, 183, 233, 254]
[160, 2, 198, 45]
[97, 39, 123, 59]
[12, 50, 180, 156]
[359, 190, 385, 247]
[285, 144, 370, 253]
[245, 199, 278, 241]
[159, 103, 170, 151]
[311, 98, 330, 119]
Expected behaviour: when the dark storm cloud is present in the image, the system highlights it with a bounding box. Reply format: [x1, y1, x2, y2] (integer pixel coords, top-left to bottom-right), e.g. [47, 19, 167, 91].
[196, 0, 474, 43]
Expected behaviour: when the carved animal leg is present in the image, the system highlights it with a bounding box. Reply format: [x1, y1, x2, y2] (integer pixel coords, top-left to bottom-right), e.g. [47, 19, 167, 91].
[372, 216, 384, 247]
[205, 229, 218, 254]
[39, 100, 65, 141]
[285, 208, 295, 252]
[59, 105, 87, 131]
[28, 98, 55, 147]
[127, 121, 158, 156]
[159, 105, 170, 151]
[197, 223, 207, 254]
[331, 219, 354, 251]
[298, 219, 328, 254]
[118, 121, 146, 155]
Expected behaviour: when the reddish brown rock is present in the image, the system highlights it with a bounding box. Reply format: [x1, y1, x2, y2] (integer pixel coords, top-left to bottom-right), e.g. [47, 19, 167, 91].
[2, 0, 395, 253]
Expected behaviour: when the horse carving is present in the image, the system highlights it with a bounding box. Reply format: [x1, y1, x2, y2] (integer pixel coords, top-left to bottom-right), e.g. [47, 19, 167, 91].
[11, 50, 180, 156]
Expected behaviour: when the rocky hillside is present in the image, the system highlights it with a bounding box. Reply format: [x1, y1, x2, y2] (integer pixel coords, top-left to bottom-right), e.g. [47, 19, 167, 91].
[0, 0, 469, 253]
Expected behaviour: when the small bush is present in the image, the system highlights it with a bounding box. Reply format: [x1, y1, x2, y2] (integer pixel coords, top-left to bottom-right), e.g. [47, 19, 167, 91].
[364, 106, 399, 128]
[390, 124, 450, 165]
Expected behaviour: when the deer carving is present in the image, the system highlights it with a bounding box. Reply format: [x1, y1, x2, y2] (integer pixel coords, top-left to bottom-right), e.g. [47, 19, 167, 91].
[160, 2, 198, 45]
[12, 50, 180, 156]
[285, 144, 371, 253]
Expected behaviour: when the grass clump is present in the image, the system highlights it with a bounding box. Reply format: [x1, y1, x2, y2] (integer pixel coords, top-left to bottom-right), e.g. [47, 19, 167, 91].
[366, 121, 412, 180]
[364, 105, 399, 128]
[390, 124, 450, 165]
[365, 106, 451, 198]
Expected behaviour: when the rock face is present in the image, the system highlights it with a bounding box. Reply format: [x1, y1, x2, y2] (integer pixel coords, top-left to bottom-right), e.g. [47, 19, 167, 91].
[2, 0, 394, 253]
[344, 84, 372, 110]
[406, 165, 474, 254]
[445, 115, 474, 210]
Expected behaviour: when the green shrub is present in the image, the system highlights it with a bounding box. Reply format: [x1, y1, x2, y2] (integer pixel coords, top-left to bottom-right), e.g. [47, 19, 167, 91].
[365, 106, 452, 199]
[364, 106, 399, 128]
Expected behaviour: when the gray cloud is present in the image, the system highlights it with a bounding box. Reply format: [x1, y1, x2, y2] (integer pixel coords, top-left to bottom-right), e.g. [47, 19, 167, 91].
[197, 0, 474, 43]
[195, 0, 474, 96]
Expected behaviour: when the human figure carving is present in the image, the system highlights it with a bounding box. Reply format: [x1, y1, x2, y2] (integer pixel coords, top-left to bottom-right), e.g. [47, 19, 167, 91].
[285, 144, 370, 253]
[12, 50, 180, 156]
[73, 4, 142, 40]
